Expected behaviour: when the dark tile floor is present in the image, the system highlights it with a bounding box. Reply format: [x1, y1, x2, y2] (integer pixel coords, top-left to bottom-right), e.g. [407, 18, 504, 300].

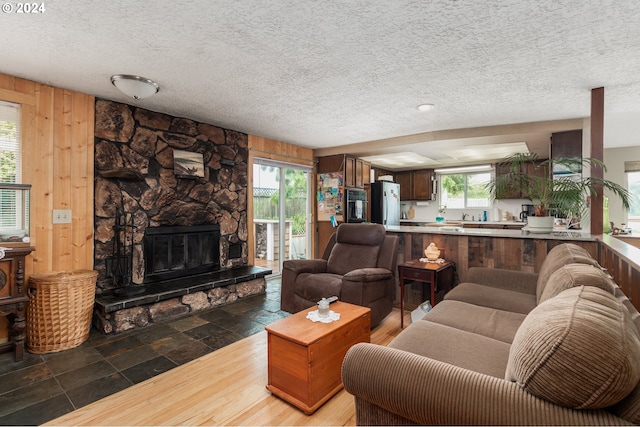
[0, 278, 287, 426]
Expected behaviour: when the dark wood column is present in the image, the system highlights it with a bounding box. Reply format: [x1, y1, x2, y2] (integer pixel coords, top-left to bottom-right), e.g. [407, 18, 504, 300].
[590, 87, 604, 234]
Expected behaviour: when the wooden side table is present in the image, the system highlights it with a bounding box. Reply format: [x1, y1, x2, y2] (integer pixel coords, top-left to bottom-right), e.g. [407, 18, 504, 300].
[265, 301, 370, 414]
[0, 245, 35, 361]
[398, 259, 454, 328]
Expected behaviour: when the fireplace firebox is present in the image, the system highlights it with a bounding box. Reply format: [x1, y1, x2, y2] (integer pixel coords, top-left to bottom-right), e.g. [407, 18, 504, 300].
[144, 224, 221, 284]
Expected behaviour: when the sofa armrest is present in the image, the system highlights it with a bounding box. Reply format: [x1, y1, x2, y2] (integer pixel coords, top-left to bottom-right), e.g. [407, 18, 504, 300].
[282, 258, 328, 275]
[281, 259, 328, 313]
[342, 343, 628, 426]
[341, 268, 393, 305]
[466, 267, 538, 294]
[343, 267, 392, 282]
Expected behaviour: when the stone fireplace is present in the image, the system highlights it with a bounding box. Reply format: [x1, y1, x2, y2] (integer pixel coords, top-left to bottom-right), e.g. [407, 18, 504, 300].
[91, 99, 270, 334]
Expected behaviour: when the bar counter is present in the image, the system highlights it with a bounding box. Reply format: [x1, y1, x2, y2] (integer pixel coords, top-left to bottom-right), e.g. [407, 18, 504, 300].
[386, 224, 640, 313]
[387, 224, 595, 241]
[385, 224, 598, 284]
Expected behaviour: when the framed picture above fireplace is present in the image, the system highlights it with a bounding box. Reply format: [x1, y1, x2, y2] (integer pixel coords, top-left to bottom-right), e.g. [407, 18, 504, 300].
[174, 149, 205, 178]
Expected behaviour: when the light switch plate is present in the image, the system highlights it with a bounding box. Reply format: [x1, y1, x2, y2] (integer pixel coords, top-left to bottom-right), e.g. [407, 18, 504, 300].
[53, 209, 72, 224]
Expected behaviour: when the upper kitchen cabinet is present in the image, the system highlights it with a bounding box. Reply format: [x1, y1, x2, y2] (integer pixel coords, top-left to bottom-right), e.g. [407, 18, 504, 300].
[551, 129, 582, 160]
[372, 167, 394, 181]
[395, 171, 412, 200]
[395, 169, 434, 201]
[495, 160, 549, 199]
[551, 129, 582, 177]
[318, 154, 370, 188]
[495, 163, 522, 199]
[412, 169, 433, 200]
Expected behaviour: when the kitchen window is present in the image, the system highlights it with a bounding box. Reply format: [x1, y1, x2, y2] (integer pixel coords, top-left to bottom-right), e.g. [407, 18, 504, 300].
[439, 171, 491, 209]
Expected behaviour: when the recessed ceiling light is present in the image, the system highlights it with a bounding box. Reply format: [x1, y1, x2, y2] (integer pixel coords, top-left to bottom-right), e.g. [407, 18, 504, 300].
[417, 103, 435, 112]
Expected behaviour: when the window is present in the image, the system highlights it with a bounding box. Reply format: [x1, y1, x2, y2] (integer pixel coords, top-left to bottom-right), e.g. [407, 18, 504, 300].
[627, 171, 640, 229]
[0, 101, 21, 183]
[1, 101, 22, 230]
[439, 172, 491, 209]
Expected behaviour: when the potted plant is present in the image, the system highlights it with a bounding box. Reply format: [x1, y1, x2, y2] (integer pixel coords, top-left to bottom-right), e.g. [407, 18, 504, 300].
[489, 153, 632, 233]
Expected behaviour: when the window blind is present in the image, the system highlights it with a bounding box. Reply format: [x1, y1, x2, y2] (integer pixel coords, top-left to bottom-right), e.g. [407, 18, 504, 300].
[625, 161, 640, 173]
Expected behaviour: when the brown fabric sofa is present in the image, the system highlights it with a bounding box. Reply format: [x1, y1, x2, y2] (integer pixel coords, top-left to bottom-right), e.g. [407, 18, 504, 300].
[342, 243, 640, 425]
[281, 223, 398, 326]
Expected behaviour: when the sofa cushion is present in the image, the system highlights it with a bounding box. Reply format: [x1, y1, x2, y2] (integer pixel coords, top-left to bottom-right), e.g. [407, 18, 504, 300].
[294, 272, 343, 301]
[423, 300, 527, 344]
[390, 320, 511, 378]
[505, 286, 640, 409]
[443, 282, 537, 314]
[536, 243, 599, 303]
[326, 224, 386, 275]
[539, 263, 617, 303]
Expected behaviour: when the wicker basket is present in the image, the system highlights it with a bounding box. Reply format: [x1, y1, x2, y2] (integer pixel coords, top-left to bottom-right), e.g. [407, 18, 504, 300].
[26, 270, 98, 354]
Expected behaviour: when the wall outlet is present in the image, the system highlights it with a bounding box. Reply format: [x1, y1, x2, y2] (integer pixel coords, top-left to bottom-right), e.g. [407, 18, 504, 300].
[53, 209, 72, 224]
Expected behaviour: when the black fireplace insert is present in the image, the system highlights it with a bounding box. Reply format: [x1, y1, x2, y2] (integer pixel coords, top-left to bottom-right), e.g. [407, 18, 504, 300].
[144, 224, 221, 283]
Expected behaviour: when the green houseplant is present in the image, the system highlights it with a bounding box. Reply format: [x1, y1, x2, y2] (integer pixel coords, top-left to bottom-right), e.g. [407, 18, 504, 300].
[489, 153, 632, 231]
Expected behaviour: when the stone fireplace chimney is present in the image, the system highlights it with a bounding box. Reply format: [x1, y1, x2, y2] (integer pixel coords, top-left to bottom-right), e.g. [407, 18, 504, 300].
[93, 99, 249, 294]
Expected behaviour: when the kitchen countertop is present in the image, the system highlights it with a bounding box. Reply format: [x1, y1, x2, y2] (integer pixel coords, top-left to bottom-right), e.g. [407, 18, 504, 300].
[386, 224, 595, 241]
[399, 219, 526, 226]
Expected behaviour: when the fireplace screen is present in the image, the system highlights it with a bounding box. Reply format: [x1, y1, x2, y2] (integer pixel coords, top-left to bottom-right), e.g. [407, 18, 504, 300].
[144, 224, 220, 283]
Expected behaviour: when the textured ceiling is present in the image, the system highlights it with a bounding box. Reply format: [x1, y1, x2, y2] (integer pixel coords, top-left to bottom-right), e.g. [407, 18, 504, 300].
[2, 0, 640, 168]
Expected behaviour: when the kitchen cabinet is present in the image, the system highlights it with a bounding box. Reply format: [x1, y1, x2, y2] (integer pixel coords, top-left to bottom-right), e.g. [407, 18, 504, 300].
[373, 167, 394, 181]
[495, 161, 548, 199]
[395, 171, 412, 201]
[495, 163, 522, 199]
[362, 161, 371, 186]
[395, 169, 434, 201]
[551, 129, 582, 160]
[521, 161, 549, 199]
[412, 169, 433, 200]
[321, 155, 369, 189]
[345, 156, 356, 188]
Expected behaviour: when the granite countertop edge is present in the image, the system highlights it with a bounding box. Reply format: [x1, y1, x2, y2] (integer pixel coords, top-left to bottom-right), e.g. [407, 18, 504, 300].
[385, 225, 596, 241]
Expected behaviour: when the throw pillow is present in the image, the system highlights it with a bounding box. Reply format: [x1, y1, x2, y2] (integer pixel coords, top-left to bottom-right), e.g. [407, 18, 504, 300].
[505, 286, 640, 409]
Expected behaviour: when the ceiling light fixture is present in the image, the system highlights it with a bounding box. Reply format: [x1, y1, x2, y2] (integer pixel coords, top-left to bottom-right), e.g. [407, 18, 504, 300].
[417, 103, 435, 112]
[111, 74, 159, 100]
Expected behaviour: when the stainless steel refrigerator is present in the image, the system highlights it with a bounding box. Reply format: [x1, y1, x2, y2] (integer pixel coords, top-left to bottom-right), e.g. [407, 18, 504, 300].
[370, 181, 401, 226]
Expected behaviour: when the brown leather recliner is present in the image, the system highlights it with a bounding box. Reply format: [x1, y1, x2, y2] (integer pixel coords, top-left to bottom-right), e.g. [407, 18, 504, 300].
[281, 223, 399, 326]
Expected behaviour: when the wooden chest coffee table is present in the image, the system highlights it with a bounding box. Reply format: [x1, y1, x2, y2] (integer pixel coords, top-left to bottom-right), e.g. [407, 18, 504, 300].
[265, 301, 371, 414]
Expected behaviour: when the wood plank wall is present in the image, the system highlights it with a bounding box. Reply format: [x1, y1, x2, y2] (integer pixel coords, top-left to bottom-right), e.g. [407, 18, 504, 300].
[393, 231, 598, 283]
[0, 72, 95, 276]
[247, 135, 315, 261]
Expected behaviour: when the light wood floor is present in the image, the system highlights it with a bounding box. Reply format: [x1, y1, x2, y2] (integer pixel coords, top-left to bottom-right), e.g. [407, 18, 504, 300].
[46, 308, 409, 426]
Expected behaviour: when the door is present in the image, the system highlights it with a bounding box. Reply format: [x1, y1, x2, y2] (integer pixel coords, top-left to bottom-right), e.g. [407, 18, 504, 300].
[253, 159, 312, 275]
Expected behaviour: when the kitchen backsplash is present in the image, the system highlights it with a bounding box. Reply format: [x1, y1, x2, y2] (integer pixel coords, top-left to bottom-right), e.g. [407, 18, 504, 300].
[401, 199, 531, 222]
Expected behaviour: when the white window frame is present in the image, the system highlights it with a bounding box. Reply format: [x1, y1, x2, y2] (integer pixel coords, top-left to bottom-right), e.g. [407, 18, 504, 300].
[438, 171, 492, 209]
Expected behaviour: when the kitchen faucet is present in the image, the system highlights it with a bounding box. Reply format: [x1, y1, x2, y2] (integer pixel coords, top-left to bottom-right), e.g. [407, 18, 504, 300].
[462, 213, 469, 221]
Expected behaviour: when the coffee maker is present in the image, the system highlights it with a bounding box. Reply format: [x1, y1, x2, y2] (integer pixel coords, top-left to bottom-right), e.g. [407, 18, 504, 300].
[520, 204, 535, 221]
